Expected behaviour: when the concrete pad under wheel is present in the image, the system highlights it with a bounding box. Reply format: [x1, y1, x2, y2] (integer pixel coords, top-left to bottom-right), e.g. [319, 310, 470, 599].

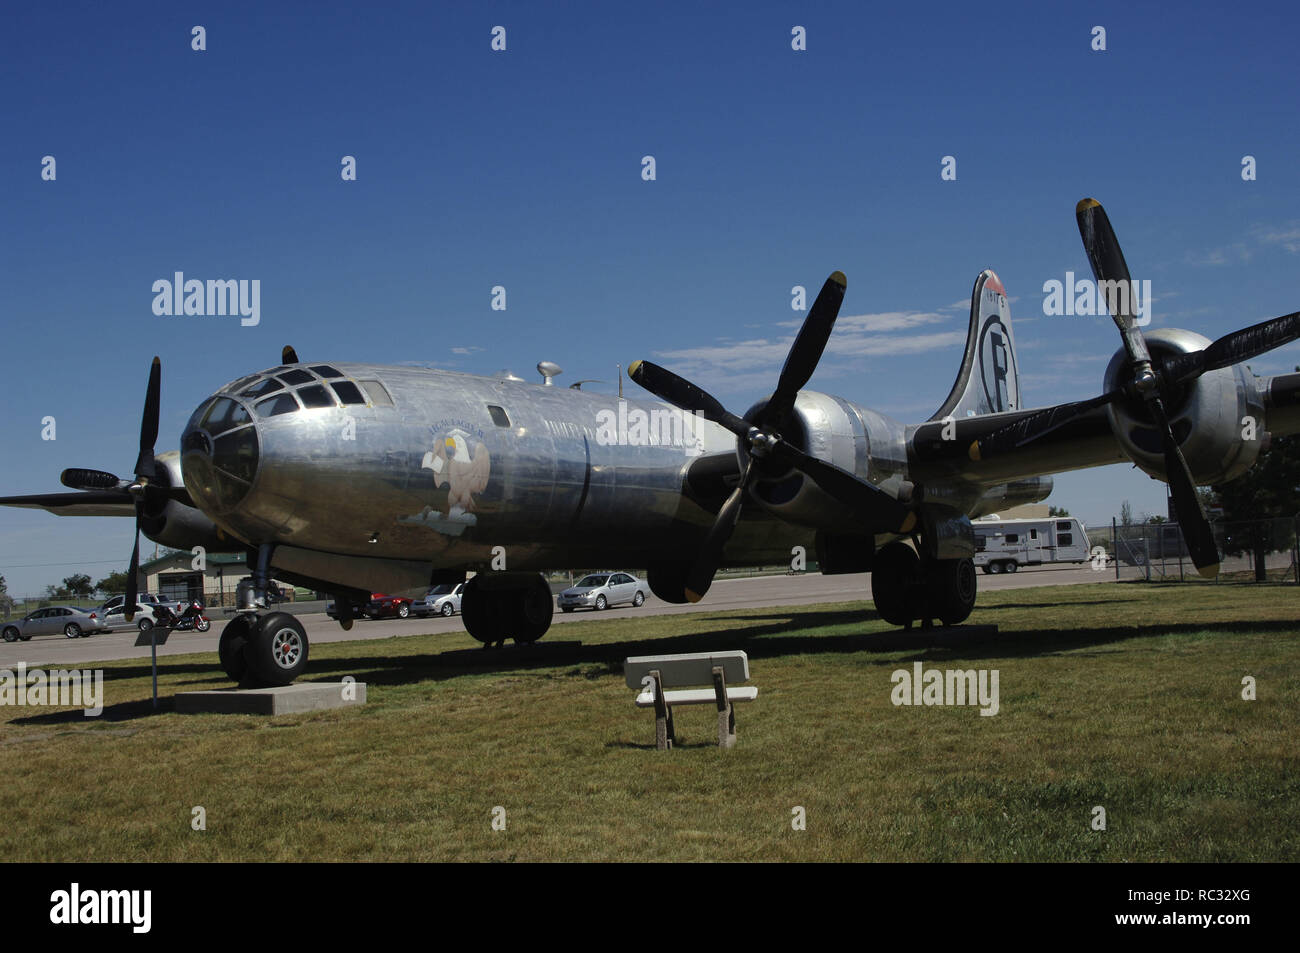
[175, 681, 367, 715]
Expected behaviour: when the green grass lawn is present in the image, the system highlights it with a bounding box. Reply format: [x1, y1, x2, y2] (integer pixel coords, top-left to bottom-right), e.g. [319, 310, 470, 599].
[1, 582, 1296, 861]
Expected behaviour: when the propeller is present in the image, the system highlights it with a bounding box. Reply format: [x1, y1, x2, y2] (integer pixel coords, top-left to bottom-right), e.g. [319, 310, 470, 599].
[629, 271, 916, 602]
[974, 199, 1300, 577]
[122, 358, 164, 620]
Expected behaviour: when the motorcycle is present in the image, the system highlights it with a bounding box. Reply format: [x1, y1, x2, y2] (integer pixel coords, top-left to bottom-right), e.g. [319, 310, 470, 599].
[163, 602, 211, 632]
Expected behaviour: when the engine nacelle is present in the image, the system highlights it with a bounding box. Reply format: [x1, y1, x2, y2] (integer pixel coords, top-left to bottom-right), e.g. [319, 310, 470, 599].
[1104, 329, 1264, 486]
[739, 391, 911, 532]
[139, 450, 234, 552]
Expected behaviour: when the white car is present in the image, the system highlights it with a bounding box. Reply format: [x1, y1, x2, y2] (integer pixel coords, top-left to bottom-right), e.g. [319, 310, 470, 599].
[412, 583, 464, 617]
[99, 603, 170, 633]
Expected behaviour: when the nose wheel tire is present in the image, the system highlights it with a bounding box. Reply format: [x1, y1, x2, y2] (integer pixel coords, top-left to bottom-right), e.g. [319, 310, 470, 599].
[244, 612, 309, 686]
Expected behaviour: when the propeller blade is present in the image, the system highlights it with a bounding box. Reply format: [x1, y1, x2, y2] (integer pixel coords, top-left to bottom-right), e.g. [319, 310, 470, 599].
[1162, 310, 1300, 384]
[61, 468, 126, 491]
[627, 360, 749, 437]
[769, 442, 915, 533]
[971, 391, 1120, 460]
[134, 357, 161, 481]
[1145, 395, 1219, 577]
[768, 271, 847, 419]
[282, 345, 300, 364]
[684, 462, 754, 603]
[1076, 198, 1151, 365]
[124, 522, 141, 622]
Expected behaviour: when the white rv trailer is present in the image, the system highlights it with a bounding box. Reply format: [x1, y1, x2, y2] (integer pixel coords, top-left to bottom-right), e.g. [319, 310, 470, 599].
[971, 516, 1092, 574]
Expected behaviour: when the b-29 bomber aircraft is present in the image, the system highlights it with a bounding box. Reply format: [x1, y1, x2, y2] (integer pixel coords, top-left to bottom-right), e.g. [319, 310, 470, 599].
[4, 199, 1299, 687]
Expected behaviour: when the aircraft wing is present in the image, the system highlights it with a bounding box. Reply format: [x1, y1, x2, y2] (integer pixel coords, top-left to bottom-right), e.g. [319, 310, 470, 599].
[0, 490, 136, 518]
[908, 401, 1126, 485]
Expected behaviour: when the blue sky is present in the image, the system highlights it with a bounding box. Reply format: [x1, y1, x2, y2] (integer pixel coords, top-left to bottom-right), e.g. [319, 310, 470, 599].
[2, 1, 1298, 595]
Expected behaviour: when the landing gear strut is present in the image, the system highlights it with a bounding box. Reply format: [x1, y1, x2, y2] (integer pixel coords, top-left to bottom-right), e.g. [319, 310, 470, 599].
[460, 572, 553, 646]
[218, 543, 312, 686]
[871, 542, 977, 628]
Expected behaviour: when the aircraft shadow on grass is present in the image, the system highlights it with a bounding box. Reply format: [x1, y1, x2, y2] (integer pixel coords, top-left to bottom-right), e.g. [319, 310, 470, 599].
[7, 607, 1290, 726]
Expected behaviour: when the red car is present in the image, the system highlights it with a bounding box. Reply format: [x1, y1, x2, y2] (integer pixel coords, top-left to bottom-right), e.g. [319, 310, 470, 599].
[364, 593, 412, 619]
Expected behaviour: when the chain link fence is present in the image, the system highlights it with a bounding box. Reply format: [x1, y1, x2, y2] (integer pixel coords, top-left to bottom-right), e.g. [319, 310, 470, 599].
[1088, 517, 1300, 583]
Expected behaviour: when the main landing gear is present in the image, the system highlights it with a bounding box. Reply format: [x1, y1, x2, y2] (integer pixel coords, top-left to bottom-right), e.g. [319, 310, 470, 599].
[217, 544, 310, 687]
[459, 572, 553, 647]
[870, 541, 977, 628]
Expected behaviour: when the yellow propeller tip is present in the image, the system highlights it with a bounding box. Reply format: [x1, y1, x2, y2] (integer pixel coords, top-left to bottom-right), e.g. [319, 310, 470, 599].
[628, 360, 643, 378]
[1197, 564, 1220, 579]
[899, 512, 917, 534]
[1076, 197, 1101, 213]
[684, 589, 703, 604]
[830, 270, 847, 287]
[968, 441, 982, 461]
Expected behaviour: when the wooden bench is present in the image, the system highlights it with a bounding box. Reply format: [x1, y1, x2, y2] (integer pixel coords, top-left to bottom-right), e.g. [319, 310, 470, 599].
[624, 651, 758, 750]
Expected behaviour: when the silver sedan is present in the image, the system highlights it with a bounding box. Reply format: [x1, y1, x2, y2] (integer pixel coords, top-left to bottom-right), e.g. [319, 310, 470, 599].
[2, 606, 106, 641]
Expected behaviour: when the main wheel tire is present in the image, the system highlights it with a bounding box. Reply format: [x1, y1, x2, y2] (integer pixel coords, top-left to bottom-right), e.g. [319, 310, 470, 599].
[632, 591, 645, 607]
[244, 612, 309, 686]
[397, 603, 410, 618]
[595, 594, 608, 610]
[64, 623, 82, 639]
[440, 602, 454, 617]
[2, 627, 18, 643]
[926, 558, 978, 626]
[872, 542, 921, 626]
[219, 616, 254, 682]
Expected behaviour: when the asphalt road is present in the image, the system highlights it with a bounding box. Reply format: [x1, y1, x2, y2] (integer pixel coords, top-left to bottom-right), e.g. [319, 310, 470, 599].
[0, 564, 1106, 668]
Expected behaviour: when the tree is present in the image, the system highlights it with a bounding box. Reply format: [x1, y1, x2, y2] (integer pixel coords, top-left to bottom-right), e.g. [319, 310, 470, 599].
[1048, 505, 1070, 517]
[1212, 432, 1300, 581]
[95, 571, 129, 596]
[0, 575, 13, 619]
[62, 573, 94, 598]
[1120, 500, 1133, 527]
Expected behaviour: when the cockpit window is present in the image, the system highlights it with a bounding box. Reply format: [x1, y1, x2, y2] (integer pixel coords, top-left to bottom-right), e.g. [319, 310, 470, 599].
[255, 393, 299, 418]
[330, 381, 366, 405]
[278, 369, 315, 386]
[359, 380, 393, 406]
[297, 384, 335, 409]
[241, 378, 284, 399]
[200, 398, 251, 435]
[310, 365, 343, 378]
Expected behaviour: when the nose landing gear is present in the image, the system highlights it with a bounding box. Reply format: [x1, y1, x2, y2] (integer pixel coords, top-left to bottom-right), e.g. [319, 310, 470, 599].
[217, 543, 311, 687]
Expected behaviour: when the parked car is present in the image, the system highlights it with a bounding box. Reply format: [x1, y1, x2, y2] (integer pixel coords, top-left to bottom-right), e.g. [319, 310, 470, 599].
[99, 593, 163, 614]
[557, 572, 646, 612]
[412, 583, 464, 618]
[364, 593, 413, 619]
[99, 603, 170, 633]
[2, 606, 106, 641]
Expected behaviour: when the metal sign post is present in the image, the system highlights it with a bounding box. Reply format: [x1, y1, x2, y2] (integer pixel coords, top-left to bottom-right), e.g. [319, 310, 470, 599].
[134, 625, 172, 710]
